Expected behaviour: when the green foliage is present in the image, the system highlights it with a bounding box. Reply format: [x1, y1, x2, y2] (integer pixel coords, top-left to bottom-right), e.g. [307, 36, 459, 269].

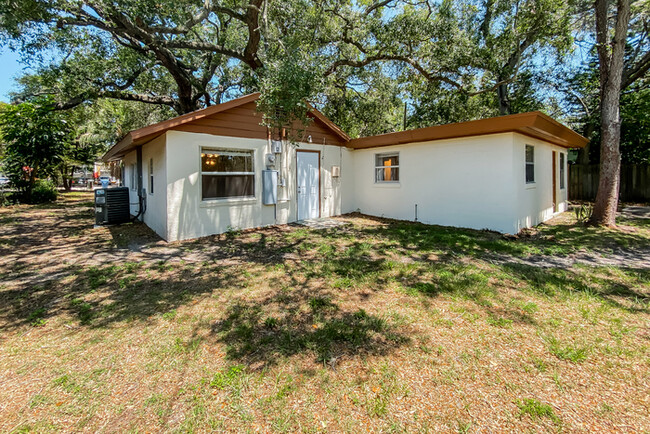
[257, 52, 322, 138]
[516, 398, 561, 424]
[210, 365, 246, 390]
[0, 97, 71, 202]
[573, 204, 594, 225]
[30, 179, 58, 203]
[28, 307, 47, 327]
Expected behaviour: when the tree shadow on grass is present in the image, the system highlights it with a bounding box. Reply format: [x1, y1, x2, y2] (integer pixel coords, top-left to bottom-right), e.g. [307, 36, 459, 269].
[211, 286, 411, 367]
[499, 263, 650, 313]
[346, 213, 650, 260]
[0, 260, 245, 330]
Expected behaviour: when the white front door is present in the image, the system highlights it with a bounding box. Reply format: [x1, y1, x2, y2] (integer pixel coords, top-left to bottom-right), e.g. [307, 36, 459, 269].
[297, 151, 320, 220]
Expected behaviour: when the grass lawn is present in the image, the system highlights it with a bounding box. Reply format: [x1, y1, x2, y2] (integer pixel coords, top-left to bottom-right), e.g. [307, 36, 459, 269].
[1, 192, 649, 432]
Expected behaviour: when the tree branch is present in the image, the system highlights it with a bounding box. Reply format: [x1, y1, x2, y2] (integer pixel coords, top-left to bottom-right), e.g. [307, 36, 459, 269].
[622, 49, 650, 89]
[54, 90, 175, 111]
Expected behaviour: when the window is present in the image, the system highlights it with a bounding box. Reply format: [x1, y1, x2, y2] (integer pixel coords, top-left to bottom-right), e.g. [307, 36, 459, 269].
[525, 145, 535, 184]
[130, 164, 136, 190]
[560, 152, 566, 190]
[201, 148, 255, 200]
[375, 153, 399, 182]
[149, 158, 154, 194]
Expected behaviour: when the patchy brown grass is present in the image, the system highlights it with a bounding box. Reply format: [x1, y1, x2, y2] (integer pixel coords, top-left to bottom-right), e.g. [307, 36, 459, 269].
[0, 192, 649, 432]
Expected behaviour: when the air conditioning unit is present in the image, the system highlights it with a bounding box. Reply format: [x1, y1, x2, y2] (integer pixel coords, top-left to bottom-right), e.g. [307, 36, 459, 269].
[95, 187, 130, 225]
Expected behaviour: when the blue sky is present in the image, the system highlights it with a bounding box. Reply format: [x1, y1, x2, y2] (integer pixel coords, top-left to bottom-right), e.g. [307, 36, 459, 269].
[0, 48, 25, 102]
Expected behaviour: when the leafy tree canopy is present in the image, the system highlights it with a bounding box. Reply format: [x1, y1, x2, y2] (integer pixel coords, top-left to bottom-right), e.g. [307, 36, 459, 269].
[0, 0, 587, 136]
[0, 97, 73, 200]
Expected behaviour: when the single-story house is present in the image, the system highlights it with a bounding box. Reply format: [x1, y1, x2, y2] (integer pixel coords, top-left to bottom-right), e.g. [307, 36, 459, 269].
[103, 93, 587, 242]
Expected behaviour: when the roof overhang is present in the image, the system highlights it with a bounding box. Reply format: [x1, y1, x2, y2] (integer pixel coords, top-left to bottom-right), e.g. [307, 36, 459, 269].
[103, 93, 350, 161]
[346, 111, 588, 150]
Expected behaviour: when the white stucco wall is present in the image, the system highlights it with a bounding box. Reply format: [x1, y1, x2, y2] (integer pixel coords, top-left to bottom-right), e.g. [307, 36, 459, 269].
[512, 133, 568, 233]
[141, 135, 167, 238]
[119, 129, 571, 241]
[350, 133, 518, 233]
[121, 135, 167, 239]
[164, 130, 352, 241]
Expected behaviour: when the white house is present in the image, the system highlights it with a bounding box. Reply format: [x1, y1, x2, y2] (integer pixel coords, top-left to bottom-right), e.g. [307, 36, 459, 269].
[103, 93, 587, 241]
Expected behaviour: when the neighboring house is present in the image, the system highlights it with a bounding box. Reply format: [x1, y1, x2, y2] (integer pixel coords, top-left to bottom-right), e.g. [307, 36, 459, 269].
[103, 93, 587, 241]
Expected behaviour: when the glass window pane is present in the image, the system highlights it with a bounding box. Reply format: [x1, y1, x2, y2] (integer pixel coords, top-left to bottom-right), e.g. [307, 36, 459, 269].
[202, 151, 253, 173]
[375, 168, 384, 182]
[202, 175, 254, 199]
[525, 145, 534, 163]
[526, 164, 535, 183]
[375, 154, 398, 167]
[383, 155, 397, 167]
[375, 167, 399, 182]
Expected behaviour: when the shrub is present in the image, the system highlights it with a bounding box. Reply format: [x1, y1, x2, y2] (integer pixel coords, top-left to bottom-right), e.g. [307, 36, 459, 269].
[573, 203, 593, 225]
[0, 189, 9, 207]
[30, 180, 58, 203]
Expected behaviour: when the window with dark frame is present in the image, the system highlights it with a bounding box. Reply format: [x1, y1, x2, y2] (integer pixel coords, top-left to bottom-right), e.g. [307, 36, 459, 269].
[525, 145, 535, 184]
[560, 152, 566, 190]
[375, 153, 399, 182]
[201, 148, 255, 200]
[149, 158, 154, 194]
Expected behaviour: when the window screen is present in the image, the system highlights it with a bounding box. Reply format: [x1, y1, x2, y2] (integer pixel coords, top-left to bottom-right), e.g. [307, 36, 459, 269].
[375, 153, 399, 182]
[560, 153, 565, 189]
[201, 149, 255, 200]
[525, 145, 535, 184]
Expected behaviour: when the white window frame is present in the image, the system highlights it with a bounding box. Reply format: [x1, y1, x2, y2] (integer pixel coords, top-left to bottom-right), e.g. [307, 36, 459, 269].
[200, 147, 256, 201]
[374, 152, 400, 183]
[525, 145, 535, 184]
[148, 158, 154, 195]
[559, 152, 567, 190]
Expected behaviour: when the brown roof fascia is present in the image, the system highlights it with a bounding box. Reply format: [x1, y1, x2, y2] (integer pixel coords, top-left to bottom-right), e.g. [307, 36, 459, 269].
[103, 93, 352, 161]
[103, 93, 262, 161]
[346, 112, 588, 150]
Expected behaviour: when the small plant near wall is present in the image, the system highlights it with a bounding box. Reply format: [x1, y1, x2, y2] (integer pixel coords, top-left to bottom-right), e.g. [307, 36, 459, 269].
[573, 203, 593, 225]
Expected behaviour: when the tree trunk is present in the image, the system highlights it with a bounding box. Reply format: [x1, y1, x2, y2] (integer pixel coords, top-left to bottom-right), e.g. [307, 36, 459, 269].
[63, 165, 75, 192]
[591, 0, 630, 227]
[497, 82, 510, 115]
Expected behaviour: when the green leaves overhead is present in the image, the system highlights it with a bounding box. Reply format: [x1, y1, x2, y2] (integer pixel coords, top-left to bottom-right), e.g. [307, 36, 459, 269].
[0, 0, 645, 144]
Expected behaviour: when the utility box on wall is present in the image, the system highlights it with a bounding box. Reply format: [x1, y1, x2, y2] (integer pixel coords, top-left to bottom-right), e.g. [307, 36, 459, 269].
[262, 170, 278, 205]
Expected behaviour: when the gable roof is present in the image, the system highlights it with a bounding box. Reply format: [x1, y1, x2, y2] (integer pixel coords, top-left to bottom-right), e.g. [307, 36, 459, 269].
[347, 111, 588, 150]
[103, 93, 350, 161]
[104, 97, 587, 162]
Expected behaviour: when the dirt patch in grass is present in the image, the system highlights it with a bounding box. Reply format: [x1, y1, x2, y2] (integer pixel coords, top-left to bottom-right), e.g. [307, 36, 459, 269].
[1, 192, 649, 432]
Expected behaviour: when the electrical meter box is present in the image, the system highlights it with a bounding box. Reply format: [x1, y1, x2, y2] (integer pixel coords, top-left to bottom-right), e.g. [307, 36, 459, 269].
[262, 170, 278, 205]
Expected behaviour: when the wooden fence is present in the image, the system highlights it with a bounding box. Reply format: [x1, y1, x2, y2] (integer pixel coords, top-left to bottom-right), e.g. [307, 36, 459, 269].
[569, 164, 650, 202]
